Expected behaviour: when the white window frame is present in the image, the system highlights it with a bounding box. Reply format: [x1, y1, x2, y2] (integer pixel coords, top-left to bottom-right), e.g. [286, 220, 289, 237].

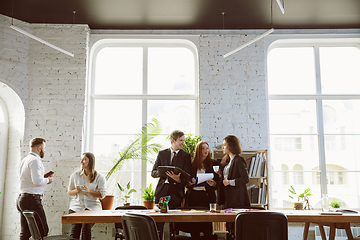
[84, 36, 200, 192]
[265, 33, 360, 208]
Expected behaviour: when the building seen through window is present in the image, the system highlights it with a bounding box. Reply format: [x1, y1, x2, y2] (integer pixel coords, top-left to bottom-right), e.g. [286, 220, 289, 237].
[268, 41, 360, 209]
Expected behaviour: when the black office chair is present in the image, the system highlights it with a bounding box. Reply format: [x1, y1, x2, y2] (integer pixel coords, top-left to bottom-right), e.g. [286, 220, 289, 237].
[114, 205, 148, 240]
[235, 211, 288, 240]
[121, 212, 160, 240]
[171, 206, 217, 240]
[22, 210, 76, 240]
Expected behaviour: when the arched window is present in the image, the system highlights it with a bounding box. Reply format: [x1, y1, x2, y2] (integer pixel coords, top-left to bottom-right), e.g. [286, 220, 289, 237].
[293, 164, 304, 185]
[312, 165, 346, 185]
[86, 38, 199, 204]
[281, 164, 289, 185]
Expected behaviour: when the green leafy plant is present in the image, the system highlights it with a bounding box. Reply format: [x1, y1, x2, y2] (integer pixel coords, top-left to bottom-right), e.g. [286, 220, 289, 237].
[288, 185, 312, 202]
[183, 134, 202, 160]
[117, 181, 137, 204]
[106, 118, 163, 180]
[141, 183, 155, 201]
[330, 199, 341, 208]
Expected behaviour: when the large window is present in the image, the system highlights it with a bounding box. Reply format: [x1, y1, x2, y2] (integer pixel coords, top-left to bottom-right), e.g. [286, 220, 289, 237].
[268, 40, 360, 209]
[87, 39, 199, 205]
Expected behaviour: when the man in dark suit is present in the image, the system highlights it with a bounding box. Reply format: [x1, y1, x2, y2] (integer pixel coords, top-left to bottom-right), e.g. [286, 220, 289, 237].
[151, 130, 191, 239]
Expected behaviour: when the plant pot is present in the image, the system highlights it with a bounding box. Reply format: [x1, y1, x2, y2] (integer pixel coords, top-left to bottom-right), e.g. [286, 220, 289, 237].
[143, 200, 154, 209]
[123, 203, 131, 206]
[294, 202, 304, 210]
[100, 195, 115, 210]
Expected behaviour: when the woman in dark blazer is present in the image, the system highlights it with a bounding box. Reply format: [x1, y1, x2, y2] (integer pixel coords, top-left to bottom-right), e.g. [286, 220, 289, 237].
[217, 135, 250, 209]
[179, 141, 218, 239]
[185, 141, 219, 207]
[216, 135, 250, 239]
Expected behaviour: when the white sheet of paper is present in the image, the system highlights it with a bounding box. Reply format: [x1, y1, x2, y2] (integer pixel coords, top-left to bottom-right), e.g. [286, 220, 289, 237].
[196, 173, 214, 184]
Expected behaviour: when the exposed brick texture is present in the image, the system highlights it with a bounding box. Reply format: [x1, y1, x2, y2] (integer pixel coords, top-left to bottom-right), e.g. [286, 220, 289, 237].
[199, 34, 268, 150]
[0, 15, 90, 239]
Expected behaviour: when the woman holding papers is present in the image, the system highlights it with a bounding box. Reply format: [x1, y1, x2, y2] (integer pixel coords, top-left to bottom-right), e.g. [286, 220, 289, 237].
[180, 141, 218, 239]
[186, 141, 219, 207]
[67, 152, 106, 240]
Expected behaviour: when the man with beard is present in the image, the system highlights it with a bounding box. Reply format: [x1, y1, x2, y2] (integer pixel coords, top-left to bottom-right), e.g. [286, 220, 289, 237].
[16, 138, 53, 240]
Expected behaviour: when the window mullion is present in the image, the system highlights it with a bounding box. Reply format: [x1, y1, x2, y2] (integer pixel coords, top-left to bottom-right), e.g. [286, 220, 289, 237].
[141, 46, 148, 193]
[314, 45, 327, 196]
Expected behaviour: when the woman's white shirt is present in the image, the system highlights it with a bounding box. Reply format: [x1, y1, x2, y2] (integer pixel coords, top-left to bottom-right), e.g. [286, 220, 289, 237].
[223, 155, 236, 186]
[68, 170, 106, 211]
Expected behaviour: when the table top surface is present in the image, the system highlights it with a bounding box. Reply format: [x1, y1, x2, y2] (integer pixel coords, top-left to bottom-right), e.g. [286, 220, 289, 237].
[62, 209, 360, 224]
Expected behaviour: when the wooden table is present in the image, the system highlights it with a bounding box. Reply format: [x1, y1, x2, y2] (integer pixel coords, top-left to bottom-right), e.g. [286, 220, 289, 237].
[284, 210, 360, 240]
[62, 209, 236, 223]
[62, 210, 360, 240]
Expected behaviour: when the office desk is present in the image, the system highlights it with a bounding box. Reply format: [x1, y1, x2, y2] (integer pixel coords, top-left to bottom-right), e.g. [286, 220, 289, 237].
[62, 210, 360, 240]
[284, 210, 360, 240]
[62, 209, 236, 224]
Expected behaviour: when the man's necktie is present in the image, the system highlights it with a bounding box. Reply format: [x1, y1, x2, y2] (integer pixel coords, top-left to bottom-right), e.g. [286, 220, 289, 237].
[170, 151, 177, 165]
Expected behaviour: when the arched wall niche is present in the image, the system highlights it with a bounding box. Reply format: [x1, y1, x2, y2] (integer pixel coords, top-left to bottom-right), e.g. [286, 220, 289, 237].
[0, 80, 25, 239]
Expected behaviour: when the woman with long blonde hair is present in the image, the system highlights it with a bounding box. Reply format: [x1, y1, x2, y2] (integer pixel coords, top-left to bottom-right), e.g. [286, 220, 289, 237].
[67, 152, 106, 240]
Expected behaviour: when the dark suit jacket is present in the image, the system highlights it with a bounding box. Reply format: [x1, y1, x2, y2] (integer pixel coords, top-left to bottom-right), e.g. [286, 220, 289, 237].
[185, 160, 220, 206]
[217, 154, 250, 209]
[151, 148, 191, 203]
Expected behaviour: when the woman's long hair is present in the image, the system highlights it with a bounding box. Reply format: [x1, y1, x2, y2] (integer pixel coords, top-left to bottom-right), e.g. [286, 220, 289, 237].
[192, 141, 213, 172]
[220, 135, 243, 167]
[83, 152, 97, 183]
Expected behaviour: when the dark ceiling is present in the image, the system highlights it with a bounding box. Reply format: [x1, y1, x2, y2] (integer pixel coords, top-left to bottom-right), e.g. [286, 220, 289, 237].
[1, 0, 360, 30]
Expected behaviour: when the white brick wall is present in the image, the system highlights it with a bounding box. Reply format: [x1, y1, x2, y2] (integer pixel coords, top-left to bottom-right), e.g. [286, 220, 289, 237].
[199, 34, 268, 150]
[24, 23, 89, 237]
[0, 15, 29, 106]
[0, 15, 90, 239]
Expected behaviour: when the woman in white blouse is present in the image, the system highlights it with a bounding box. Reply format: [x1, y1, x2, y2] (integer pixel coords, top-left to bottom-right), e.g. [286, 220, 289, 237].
[68, 152, 106, 240]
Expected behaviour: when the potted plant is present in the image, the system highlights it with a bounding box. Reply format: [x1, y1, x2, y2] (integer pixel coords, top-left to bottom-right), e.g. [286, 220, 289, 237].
[102, 118, 162, 206]
[117, 181, 137, 206]
[141, 183, 155, 209]
[288, 185, 312, 210]
[330, 199, 341, 209]
[106, 118, 163, 180]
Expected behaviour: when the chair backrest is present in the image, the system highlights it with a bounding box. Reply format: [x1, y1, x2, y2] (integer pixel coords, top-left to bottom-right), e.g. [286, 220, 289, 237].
[121, 213, 159, 240]
[115, 205, 148, 228]
[235, 211, 288, 240]
[22, 210, 45, 240]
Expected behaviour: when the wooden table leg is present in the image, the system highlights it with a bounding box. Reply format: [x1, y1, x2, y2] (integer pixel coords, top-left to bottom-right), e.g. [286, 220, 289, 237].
[344, 224, 354, 240]
[318, 224, 327, 240]
[329, 223, 336, 240]
[302, 222, 310, 240]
